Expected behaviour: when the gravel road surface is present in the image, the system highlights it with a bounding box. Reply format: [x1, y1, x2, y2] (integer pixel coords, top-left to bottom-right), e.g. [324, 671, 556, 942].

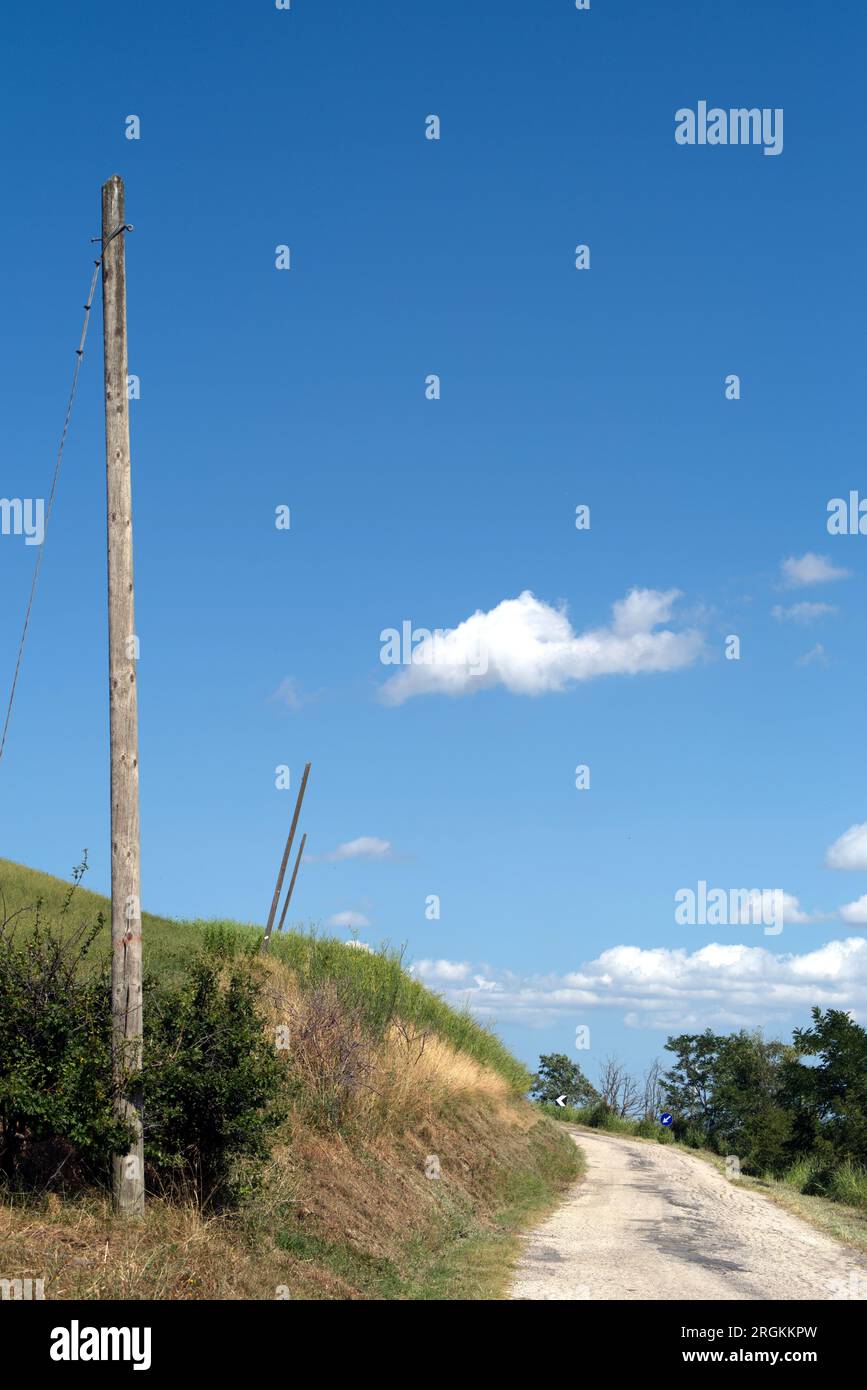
[511, 1128, 867, 1301]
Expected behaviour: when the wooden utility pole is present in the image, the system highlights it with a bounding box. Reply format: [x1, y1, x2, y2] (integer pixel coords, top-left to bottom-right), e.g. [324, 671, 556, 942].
[102, 174, 144, 1217]
[262, 762, 311, 951]
[277, 831, 306, 933]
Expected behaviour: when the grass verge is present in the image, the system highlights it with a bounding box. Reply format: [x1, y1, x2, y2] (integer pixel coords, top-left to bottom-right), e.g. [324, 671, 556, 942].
[0, 858, 580, 1299]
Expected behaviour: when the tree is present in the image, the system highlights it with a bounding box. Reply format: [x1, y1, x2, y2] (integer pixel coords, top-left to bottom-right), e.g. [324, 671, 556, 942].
[662, 1028, 791, 1163]
[531, 1053, 598, 1109]
[642, 1059, 665, 1121]
[662, 1031, 726, 1134]
[598, 1055, 642, 1118]
[711, 1030, 790, 1163]
[784, 1008, 867, 1167]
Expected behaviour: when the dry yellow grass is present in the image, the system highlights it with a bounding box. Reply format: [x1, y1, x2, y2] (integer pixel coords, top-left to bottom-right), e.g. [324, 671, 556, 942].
[0, 1096, 577, 1300]
[0, 902, 580, 1299]
[254, 954, 513, 1137]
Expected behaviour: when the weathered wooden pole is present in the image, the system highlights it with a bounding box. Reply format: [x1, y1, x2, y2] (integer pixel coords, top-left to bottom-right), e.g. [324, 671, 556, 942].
[262, 762, 311, 951]
[102, 174, 144, 1217]
[277, 831, 306, 933]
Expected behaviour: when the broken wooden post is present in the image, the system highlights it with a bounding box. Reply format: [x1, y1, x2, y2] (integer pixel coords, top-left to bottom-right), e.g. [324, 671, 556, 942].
[277, 831, 306, 933]
[262, 761, 311, 951]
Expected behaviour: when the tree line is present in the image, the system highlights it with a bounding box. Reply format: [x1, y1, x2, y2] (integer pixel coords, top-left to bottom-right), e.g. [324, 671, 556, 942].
[532, 1008, 867, 1203]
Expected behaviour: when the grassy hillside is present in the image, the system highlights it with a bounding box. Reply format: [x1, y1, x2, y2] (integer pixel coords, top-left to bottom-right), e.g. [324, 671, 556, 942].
[0, 858, 581, 1299]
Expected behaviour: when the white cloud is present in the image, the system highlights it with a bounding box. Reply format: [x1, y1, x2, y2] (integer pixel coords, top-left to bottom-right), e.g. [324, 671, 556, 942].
[826, 823, 867, 871]
[328, 910, 370, 929]
[840, 894, 867, 925]
[269, 676, 307, 710]
[777, 893, 823, 925]
[380, 588, 703, 705]
[324, 837, 392, 862]
[796, 644, 827, 668]
[413, 959, 472, 983]
[780, 553, 850, 588]
[771, 602, 837, 624]
[345, 939, 374, 953]
[729, 890, 819, 926]
[415, 938, 867, 1031]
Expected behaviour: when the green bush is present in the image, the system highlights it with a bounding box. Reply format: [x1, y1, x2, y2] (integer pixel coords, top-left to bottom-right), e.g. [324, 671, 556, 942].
[634, 1116, 663, 1139]
[0, 889, 283, 1207]
[0, 907, 132, 1186]
[780, 1155, 822, 1193]
[537, 1102, 588, 1124]
[142, 960, 284, 1207]
[737, 1105, 792, 1176]
[541, 1102, 676, 1144]
[681, 1123, 706, 1149]
[588, 1104, 636, 1134]
[825, 1160, 867, 1209]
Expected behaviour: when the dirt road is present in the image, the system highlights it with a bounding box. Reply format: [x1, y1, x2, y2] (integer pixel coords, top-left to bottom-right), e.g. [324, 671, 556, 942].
[510, 1128, 867, 1300]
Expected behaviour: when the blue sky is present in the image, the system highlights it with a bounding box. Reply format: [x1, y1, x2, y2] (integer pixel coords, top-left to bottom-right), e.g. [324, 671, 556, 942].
[2, 0, 867, 1080]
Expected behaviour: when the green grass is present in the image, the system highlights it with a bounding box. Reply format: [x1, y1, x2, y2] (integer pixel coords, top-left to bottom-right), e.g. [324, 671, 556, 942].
[408, 1120, 585, 1300]
[0, 857, 585, 1299]
[780, 1154, 823, 1195]
[274, 1225, 408, 1299]
[265, 1116, 585, 1301]
[539, 1101, 675, 1141]
[0, 856, 530, 1092]
[775, 1154, 867, 1210]
[826, 1160, 867, 1209]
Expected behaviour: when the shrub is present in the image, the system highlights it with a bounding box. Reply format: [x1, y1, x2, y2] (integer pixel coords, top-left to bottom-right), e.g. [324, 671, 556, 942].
[537, 1101, 589, 1124]
[797, 1160, 837, 1198]
[737, 1105, 792, 1176]
[142, 960, 283, 1207]
[634, 1116, 661, 1139]
[0, 883, 285, 1208]
[579, 1102, 635, 1133]
[0, 904, 132, 1187]
[780, 1155, 821, 1193]
[278, 979, 377, 1133]
[826, 1160, 867, 1210]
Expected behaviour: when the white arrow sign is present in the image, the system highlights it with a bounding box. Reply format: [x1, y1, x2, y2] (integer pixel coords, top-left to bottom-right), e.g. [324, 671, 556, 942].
[555, 1095, 567, 1108]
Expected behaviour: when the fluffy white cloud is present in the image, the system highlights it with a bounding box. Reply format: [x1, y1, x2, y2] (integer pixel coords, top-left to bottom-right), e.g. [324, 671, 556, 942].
[774, 893, 822, 925]
[780, 553, 850, 588]
[380, 588, 703, 705]
[328, 910, 370, 928]
[325, 837, 392, 862]
[413, 959, 472, 983]
[771, 602, 837, 624]
[826, 823, 867, 871]
[345, 939, 374, 953]
[840, 895, 867, 925]
[416, 938, 867, 1030]
[727, 891, 819, 926]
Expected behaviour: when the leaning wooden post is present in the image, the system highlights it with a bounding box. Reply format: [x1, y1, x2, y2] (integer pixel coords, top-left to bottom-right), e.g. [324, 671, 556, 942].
[262, 762, 311, 952]
[102, 174, 144, 1217]
[277, 832, 306, 933]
